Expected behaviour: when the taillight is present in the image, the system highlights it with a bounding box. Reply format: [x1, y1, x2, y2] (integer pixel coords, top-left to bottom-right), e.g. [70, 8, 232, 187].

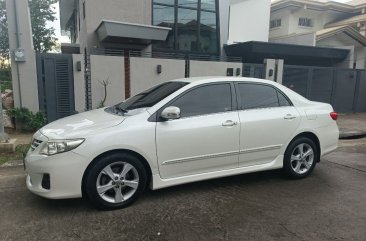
[330, 112, 338, 120]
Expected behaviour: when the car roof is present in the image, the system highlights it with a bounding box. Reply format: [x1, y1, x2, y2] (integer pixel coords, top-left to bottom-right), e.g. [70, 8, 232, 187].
[172, 76, 276, 85]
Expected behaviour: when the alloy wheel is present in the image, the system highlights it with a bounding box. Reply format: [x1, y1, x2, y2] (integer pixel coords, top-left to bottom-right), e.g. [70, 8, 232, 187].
[96, 162, 139, 204]
[290, 143, 314, 175]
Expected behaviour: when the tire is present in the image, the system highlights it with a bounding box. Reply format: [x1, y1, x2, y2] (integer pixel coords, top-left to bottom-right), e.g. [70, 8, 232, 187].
[85, 153, 147, 210]
[283, 137, 318, 179]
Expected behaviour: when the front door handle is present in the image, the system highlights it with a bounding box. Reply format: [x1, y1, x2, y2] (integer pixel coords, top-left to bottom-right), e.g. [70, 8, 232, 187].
[284, 114, 296, 120]
[222, 120, 238, 127]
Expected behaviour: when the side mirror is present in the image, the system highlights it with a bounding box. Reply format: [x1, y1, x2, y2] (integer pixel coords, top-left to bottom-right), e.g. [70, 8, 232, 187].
[161, 106, 181, 120]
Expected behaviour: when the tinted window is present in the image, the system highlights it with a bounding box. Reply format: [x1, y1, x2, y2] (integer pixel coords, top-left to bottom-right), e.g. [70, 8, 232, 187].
[116, 82, 188, 111]
[170, 84, 232, 118]
[152, 0, 219, 54]
[277, 91, 291, 107]
[238, 84, 290, 110]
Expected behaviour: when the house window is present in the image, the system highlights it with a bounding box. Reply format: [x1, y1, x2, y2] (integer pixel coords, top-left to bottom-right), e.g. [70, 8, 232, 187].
[82, 1, 86, 20]
[270, 19, 281, 29]
[298, 17, 313, 27]
[152, 0, 219, 54]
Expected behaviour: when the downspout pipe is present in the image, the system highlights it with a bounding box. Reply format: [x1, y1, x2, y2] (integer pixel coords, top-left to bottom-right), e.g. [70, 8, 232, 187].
[13, 0, 23, 108]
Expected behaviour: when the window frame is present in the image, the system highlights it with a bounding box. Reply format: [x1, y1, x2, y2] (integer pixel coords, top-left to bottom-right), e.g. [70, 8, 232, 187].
[298, 17, 313, 27]
[234, 82, 293, 111]
[150, 82, 237, 122]
[270, 18, 282, 29]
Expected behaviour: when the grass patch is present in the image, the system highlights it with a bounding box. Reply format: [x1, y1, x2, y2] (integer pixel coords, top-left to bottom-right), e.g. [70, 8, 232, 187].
[0, 144, 30, 166]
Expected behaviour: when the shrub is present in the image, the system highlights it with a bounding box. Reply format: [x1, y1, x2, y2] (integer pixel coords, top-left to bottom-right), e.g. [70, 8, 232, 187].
[6, 107, 47, 131]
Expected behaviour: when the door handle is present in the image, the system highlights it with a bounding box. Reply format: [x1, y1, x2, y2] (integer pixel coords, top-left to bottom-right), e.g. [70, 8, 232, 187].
[222, 120, 238, 127]
[284, 114, 296, 120]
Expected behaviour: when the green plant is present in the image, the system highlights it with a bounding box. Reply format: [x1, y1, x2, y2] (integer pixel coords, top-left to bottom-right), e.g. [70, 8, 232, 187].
[0, 144, 30, 166]
[15, 144, 31, 159]
[97, 77, 110, 108]
[7, 107, 47, 131]
[7, 107, 29, 122]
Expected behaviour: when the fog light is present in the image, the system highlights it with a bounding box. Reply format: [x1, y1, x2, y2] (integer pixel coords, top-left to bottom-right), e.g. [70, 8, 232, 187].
[41, 174, 50, 190]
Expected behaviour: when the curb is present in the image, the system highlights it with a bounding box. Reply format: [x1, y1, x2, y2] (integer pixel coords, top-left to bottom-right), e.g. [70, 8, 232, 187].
[0, 160, 23, 168]
[339, 130, 366, 139]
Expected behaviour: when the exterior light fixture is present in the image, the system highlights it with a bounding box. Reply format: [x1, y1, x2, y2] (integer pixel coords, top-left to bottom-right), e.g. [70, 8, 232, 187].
[157, 64, 162, 74]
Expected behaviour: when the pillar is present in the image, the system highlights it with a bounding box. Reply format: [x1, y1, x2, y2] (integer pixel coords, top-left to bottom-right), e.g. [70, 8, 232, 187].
[6, 0, 39, 112]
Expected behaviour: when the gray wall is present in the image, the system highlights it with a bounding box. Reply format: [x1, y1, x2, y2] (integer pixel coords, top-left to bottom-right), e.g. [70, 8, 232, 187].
[79, 0, 151, 51]
[90, 55, 125, 109]
[270, 33, 316, 46]
[6, 0, 39, 112]
[189, 60, 242, 77]
[130, 57, 185, 95]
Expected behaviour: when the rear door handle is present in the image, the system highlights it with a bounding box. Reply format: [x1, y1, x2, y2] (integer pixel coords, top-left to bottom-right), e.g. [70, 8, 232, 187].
[222, 120, 238, 127]
[284, 114, 296, 120]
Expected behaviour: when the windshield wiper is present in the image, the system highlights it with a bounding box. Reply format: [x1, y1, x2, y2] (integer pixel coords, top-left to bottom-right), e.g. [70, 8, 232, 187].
[114, 105, 128, 115]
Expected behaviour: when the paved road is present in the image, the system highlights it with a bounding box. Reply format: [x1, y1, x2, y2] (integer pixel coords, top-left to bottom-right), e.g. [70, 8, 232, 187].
[0, 141, 365, 241]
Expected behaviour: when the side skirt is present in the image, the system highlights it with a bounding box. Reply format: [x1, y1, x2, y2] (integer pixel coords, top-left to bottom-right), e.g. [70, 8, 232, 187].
[150, 155, 284, 190]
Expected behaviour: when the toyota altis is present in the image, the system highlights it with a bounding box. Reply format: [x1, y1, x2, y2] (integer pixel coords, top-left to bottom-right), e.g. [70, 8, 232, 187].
[25, 77, 339, 209]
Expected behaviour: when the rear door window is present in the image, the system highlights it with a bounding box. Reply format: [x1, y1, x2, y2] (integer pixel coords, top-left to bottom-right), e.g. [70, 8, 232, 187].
[237, 83, 291, 110]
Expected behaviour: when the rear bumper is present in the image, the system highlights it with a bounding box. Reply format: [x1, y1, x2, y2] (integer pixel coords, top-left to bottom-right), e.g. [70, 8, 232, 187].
[316, 124, 339, 157]
[25, 150, 89, 199]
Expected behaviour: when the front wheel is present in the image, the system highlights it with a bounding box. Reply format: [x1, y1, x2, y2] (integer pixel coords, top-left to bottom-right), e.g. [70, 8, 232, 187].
[85, 153, 147, 210]
[283, 137, 318, 179]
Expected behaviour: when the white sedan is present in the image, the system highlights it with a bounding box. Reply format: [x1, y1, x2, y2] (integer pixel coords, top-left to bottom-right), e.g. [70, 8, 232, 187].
[25, 77, 339, 209]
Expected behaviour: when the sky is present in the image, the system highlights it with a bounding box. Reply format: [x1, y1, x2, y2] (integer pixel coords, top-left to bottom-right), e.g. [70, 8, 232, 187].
[49, 0, 352, 44]
[46, 2, 70, 44]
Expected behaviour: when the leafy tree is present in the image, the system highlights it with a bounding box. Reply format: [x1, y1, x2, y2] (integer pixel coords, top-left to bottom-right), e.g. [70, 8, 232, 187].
[28, 0, 58, 52]
[0, 0, 58, 61]
[0, 0, 9, 61]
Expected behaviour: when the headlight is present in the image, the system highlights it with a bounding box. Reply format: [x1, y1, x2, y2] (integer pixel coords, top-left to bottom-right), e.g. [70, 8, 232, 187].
[40, 139, 85, 156]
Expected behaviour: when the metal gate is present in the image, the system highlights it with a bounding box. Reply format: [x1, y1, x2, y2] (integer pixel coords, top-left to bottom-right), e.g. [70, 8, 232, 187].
[282, 65, 366, 113]
[36, 53, 75, 122]
[243, 64, 265, 78]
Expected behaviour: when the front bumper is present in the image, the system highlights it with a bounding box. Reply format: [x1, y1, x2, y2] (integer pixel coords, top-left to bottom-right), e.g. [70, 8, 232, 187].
[25, 134, 90, 199]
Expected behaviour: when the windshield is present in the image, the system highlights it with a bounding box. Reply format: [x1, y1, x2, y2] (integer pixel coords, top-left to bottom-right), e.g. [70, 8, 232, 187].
[107, 81, 188, 115]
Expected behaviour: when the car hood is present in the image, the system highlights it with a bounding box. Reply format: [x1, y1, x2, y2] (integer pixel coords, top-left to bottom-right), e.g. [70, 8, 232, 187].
[40, 108, 125, 139]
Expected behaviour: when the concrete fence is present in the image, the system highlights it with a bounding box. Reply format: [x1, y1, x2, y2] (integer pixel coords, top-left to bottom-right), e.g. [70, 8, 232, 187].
[90, 55, 125, 109]
[189, 60, 242, 77]
[66, 54, 243, 115]
[130, 57, 185, 95]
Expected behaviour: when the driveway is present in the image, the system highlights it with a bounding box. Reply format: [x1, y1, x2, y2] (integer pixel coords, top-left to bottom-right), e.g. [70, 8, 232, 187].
[0, 139, 365, 241]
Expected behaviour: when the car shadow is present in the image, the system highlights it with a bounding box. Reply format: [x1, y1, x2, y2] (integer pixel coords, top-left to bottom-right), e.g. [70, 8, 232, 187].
[142, 169, 287, 200]
[31, 169, 291, 211]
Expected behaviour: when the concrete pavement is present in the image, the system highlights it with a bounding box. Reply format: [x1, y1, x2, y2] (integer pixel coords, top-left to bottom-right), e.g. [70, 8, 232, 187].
[338, 113, 366, 138]
[0, 138, 365, 241]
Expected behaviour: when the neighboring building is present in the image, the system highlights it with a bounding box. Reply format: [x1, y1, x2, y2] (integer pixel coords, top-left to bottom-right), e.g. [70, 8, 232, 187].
[270, 0, 366, 68]
[59, 0, 271, 56]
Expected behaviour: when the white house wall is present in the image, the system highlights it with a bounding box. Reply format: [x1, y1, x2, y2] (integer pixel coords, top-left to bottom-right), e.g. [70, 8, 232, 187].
[270, 8, 353, 39]
[228, 0, 271, 44]
[269, 9, 291, 39]
[90, 55, 125, 109]
[271, 32, 316, 46]
[189, 61, 242, 77]
[129, 57, 185, 96]
[317, 34, 366, 69]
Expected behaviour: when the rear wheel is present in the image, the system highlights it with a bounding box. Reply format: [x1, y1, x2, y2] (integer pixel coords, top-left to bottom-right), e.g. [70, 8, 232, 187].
[283, 137, 318, 179]
[85, 153, 147, 210]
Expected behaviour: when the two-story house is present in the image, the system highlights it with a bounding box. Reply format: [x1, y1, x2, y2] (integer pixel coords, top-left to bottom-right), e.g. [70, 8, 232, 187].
[59, 0, 271, 57]
[270, 0, 366, 68]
